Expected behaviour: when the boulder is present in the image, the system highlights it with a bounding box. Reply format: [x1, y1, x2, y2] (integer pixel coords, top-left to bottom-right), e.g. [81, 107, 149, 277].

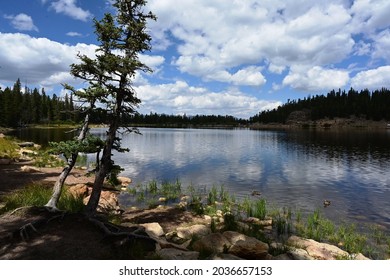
[67, 184, 90, 198]
[158, 248, 199, 260]
[140, 222, 165, 238]
[287, 236, 348, 260]
[84, 190, 120, 213]
[117, 176, 132, 187]
[177, 224, 211, 240]
[244, 217, 273, 227]
[223, 231, 269, 259]
[18, 142, 35, 147]
[192, 233, 231, 254]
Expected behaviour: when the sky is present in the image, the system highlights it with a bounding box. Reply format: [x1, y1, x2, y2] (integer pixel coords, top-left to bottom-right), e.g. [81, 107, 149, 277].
[0, 0, 390, 119]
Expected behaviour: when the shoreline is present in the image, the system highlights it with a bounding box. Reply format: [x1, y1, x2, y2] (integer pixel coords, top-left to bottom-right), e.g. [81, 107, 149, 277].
[250, 117, 389, 131]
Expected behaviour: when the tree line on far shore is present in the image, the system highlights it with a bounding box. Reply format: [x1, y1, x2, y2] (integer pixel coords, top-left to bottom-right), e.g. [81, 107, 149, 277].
[0, 78, 247, 128]
[0, 79, 76, 127]
[250, 88, 390, 124]
[2, 78, 390, 128]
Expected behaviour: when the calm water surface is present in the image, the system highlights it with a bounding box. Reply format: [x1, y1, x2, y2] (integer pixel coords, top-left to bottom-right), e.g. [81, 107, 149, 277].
[11, 127, 390, 230]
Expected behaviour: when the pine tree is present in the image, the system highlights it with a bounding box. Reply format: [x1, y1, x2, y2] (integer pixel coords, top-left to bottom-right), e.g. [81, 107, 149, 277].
[69, 0, 156, 215]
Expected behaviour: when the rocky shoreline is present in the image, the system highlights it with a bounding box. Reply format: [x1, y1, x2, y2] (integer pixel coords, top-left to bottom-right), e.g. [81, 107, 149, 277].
[250, 117, 389, 130]
[60, 179, 370, 260]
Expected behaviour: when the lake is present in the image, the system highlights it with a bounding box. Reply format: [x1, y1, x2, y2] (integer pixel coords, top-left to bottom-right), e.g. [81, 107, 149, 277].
[10, 127, 390, 230]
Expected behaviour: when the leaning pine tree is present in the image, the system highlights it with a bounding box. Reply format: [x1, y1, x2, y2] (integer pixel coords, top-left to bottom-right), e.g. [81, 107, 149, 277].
[45, 85, 105, 211]
[69, 0, 156, 216]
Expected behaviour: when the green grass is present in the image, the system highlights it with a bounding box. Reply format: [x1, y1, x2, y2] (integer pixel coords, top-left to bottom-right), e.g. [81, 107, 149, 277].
[0, 183, 84, 214]
[0, 137, 19, 159]
[240, 198, 267, 219]
[33, 150, 65, 168]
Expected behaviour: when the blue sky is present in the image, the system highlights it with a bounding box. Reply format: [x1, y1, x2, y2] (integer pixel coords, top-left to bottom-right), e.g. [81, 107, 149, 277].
[1, 0, 390, 118]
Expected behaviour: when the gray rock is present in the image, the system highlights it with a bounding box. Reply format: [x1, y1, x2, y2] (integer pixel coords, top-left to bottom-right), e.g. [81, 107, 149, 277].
[192, 233, 231, 254]
[288, 248, 314, 260]
[287, 235, 349, 260]
[226, 233, 269, 259]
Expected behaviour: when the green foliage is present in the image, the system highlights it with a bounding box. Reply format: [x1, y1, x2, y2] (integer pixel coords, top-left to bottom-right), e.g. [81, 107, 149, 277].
[207, 185, 218, 205]
[49, 134, 104, 159]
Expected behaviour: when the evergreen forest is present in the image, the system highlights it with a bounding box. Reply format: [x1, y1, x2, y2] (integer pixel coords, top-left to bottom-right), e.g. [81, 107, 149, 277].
[2, 78, 390, 128]
[250, 88, 390, 123]
[0, 79, 76, 127]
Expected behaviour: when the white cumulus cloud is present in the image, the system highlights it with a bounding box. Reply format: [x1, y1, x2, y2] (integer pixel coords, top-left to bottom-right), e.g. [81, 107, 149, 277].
[4, 13, 39, 32]
[135, 81, 281, 118]
[283, 66, 350, 92]
[351, 66, 390, 89]
[49, 0, 92, 21]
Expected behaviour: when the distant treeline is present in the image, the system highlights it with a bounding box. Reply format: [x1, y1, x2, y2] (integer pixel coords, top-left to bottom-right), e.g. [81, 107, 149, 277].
[250, 88, 390, 123]
[3, 79, 390, 128]
[0, 79, 76, 127]
[123, 113, 248, 127]
[0, 78, 246, 128]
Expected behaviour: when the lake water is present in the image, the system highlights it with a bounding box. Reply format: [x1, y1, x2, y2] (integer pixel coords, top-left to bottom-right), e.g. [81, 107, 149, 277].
[10, 127, 390, 230]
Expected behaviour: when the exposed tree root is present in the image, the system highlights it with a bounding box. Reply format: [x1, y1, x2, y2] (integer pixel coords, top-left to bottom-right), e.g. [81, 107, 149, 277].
[87, 216, 157, 254]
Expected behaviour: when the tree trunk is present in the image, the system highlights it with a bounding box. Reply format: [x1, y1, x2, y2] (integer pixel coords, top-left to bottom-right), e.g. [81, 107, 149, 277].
[45, 114, 90, 210]
[84, 125, 116, 216]
[84, 92, 123, 216]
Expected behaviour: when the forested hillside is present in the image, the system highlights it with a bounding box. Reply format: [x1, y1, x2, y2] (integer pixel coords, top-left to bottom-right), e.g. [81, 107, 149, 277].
[250, 88, 390, 124]
[0, 79, 76, 127]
